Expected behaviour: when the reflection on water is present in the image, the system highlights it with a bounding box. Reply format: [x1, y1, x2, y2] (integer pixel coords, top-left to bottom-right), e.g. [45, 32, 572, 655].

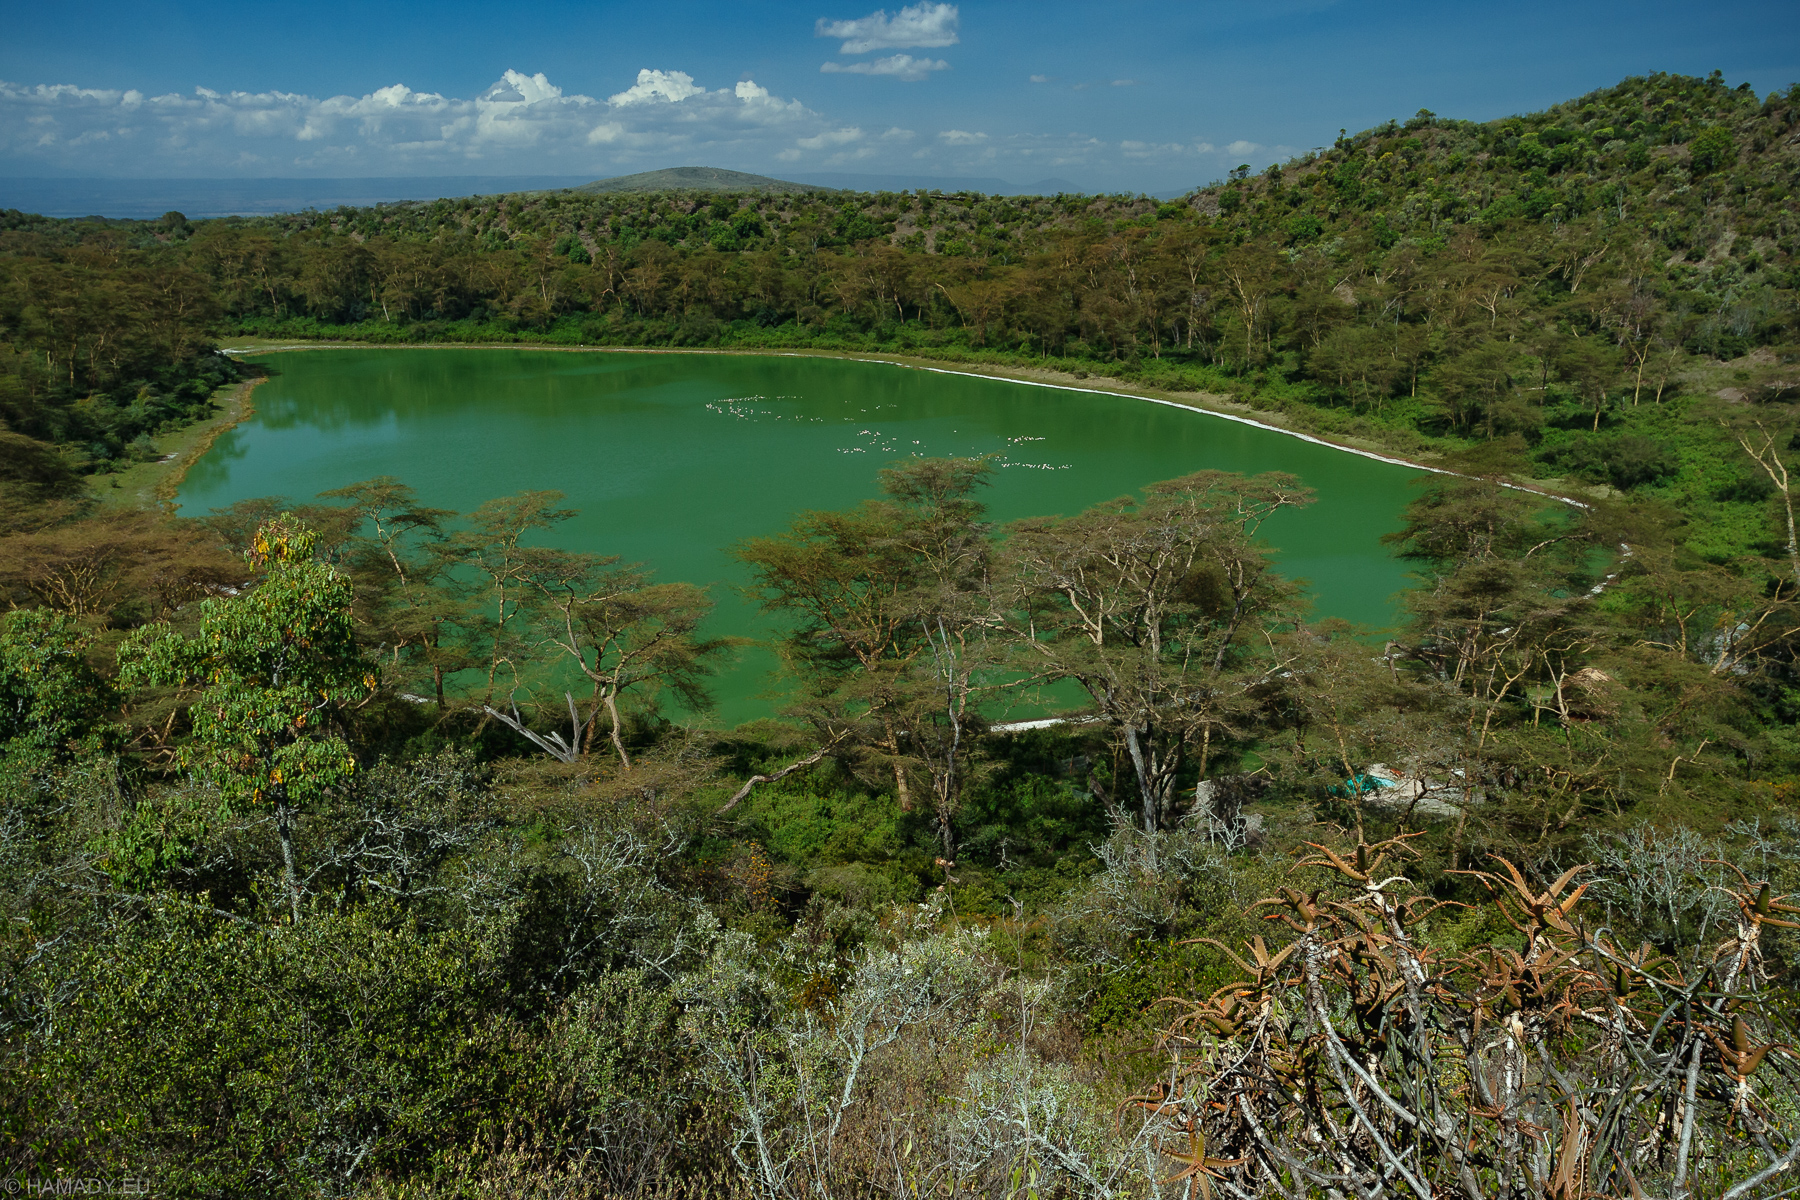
[181, 349, 1427, 724]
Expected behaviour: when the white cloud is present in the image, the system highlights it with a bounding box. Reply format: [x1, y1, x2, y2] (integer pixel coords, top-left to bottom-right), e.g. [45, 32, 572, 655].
[1121, 140, 1189, 159]
[796, 126, 865, 150]
[0, 69, 820, 175]
[0, 67, 1288, 190]
[1029, 74, 1051, 83]
[607, 69, 704, 107]
[816, 3, 959, 53]
[820, 54, 948, 81]
[1110, 79, 1138, 87]
[483, 71, 566, 105]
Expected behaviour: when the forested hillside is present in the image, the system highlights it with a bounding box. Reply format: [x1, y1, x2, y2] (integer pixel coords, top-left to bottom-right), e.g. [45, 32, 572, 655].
[6, 72, 1800, 1197]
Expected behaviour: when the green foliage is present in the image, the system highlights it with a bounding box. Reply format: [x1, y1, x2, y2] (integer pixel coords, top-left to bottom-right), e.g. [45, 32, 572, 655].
[1689, 123, 1737, 173]
[17, 904, 553, 1195]
[0, 608, 115, 766]
[0, 431, 87, 530]
[121, 515, 373, 820]
[1537, 431, 1680, 488]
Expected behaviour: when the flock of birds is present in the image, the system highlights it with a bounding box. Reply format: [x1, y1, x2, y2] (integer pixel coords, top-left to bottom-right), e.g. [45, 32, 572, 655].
[703, 396, 1072, 470]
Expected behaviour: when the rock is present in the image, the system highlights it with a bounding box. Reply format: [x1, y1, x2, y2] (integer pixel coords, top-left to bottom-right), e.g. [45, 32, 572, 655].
[1194, 773, 1269, 843]
[1357, 764, 1468, 819]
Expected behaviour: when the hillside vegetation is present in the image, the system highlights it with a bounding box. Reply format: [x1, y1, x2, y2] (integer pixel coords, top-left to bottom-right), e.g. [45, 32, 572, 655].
[5, 72, 1800, 1197]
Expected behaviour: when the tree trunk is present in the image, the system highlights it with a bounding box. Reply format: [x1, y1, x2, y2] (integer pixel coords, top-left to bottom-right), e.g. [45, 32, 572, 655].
[604, 691, 632, 770]
[1123, 723, 1159, 835]
[277, 798, 301, 924]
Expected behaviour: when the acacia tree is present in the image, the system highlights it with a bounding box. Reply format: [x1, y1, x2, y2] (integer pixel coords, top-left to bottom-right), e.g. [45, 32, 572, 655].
[448, 490, 576, 715]
[874, 457, 999, 856]
[735, 458, 999, 854]
[1003, 470, 1312, 834]
[1431, 340, 1519, 437]
[1718, 401, 1800, 590]
[1557, 336, 1624, 432]
[1217, 243, 1284, 368]
[516, 553, 730, 768]
[319, 477, 468, 709]
[121, 516, 374, 923]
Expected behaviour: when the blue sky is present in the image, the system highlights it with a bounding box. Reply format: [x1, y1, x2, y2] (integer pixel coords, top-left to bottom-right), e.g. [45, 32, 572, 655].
[2, 0, 1795, 191]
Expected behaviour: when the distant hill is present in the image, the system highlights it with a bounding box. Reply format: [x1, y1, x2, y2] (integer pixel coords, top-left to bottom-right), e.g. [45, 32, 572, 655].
[567, 167, 830, 195]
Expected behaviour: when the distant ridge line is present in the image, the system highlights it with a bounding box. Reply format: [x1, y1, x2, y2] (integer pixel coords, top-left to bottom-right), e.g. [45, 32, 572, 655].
[562, 166, 1098, 197]
[566, 167, 833, 195]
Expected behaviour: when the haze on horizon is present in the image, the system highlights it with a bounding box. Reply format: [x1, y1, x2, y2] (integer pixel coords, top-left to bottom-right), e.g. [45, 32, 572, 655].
[1, 0, 1795, 196]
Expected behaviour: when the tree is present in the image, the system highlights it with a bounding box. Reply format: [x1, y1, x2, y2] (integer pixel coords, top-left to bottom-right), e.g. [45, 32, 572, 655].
[1430, 340, 1519, 437]
[448, 490, 576, 714]
[1557, 335, 1624, 431]
[319, 478, 467, 709]
[1310, 323, 1400, 413]
[121, 516, 375, 922]
[1217, 244, 1283, 369]
[0, 432, 87, 534]
[1385, 476, 1594, 716]
[1689, 124, 1736, 174]
[0, 511, 240, 624]
[0, 608, 116, 773]
[1719, 404, 1800, 589]
[517, 555, 730, 768]
[871, 457, 1000, 855]
[1003, 471, 1312, 834]
[735, 459, 1000, 853]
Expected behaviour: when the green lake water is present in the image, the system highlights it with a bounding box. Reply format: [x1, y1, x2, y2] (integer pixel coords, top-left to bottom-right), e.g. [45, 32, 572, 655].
[181, 349, 1428, 725]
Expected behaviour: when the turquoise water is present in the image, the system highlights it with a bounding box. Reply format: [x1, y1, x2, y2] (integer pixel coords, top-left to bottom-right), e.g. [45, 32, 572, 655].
[181, 349, 1426, 723]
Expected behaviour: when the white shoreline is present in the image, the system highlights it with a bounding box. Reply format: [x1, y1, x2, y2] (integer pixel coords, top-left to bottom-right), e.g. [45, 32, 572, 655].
[862, 358, 1587, 509]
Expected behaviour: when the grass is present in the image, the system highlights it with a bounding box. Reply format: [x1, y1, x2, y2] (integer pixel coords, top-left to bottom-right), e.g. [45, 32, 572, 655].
[91, 375, 263, 513]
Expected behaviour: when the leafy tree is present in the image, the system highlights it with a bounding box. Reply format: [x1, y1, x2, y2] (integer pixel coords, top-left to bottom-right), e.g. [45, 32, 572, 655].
[0, 432, 87, 534]
[1556, 335, 1625, 431]
[1003, 471, 1312, 833]
[120, 515, 374, 922]
[0, 510, 241, 622]
[1718, 400, 1800, 589]
[736, 458, 999, 853]
[1689, 123, 1736, 173]
[1432, 341, 1520, 437]
[515, 554, 730, 767]
[319, 477, 468, 708]
[870, 457, 1001, 855]
[0, 608, 116, 774]
[448, 490, 576, 714]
